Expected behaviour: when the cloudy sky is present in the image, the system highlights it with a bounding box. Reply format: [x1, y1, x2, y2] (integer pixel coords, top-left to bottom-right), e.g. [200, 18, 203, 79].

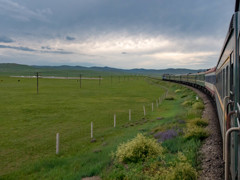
[0, 0, 235, 69]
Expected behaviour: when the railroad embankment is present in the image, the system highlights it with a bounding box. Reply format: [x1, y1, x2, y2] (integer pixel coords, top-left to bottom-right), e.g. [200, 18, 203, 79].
[187, 86, 224, 180]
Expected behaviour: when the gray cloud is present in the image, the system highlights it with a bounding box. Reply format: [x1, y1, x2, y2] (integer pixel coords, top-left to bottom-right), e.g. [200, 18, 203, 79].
[40, 50, 73, 54]
[41, 46, 51, 50]
[0, 44, 73, 54]
[66, 36, 75, 41]
[0, 0, 236, 69]
[0, 36, 14, 43]
[0, 0, 52, 22]
[0, 44, 35, 51]
[0, 0, 234, 38]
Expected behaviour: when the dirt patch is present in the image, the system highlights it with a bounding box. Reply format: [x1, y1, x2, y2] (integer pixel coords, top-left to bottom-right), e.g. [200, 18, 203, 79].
[186, 86, 224, 180]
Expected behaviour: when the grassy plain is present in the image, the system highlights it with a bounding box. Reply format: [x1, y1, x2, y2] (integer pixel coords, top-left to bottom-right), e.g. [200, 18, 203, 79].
[0, 76, 169, 179]
[0, 76, 206, 179]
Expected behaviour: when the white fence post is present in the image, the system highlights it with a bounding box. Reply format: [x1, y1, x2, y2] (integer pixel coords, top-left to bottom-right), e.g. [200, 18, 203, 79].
[91, 122, 93, 138]
[56, 133, 59, 155]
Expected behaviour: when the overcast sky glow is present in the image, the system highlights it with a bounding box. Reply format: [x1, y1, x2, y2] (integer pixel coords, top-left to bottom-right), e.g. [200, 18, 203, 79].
[0, 0, 235, 69]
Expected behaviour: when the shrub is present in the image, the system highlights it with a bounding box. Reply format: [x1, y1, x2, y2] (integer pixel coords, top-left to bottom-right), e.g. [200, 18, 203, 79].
[192, 102, 204, 110]
[166, 153, 197, 180]
[182, 100, 192, 106]
[192, 118, 208, 127]
[166, 162, 197, 180]
[184, 125, 209, 140]
[181, 94, 188, 98]
[175, 89, 181, 93]
[115, 134, 164, 163]
[165, 96, 174, 100]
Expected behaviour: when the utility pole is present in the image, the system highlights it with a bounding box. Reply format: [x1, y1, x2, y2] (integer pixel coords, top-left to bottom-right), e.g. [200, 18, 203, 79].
[79, 74, 82, 88]
[36, 72, 39, 94]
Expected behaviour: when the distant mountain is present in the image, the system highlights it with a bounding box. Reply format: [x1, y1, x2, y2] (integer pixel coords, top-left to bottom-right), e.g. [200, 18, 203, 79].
[0, 63, 205, 77]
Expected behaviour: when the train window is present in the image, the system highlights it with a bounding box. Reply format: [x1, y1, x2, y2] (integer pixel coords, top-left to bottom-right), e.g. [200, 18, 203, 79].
[226, 66, 229, 96]
[223, 69, 225, 98]
[219, 71, 223, 98]
[230, 63, 233, 91]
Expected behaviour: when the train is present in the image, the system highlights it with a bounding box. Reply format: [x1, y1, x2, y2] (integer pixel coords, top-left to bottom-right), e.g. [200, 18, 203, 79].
[163, 1, 240, 179]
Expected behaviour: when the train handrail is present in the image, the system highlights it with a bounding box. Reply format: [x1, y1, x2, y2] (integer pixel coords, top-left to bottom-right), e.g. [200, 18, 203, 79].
[225, 103, 240, 180]
[226, 111, 237, 130]
[225, 126, 240, 180]
[223, 96, 230, 160]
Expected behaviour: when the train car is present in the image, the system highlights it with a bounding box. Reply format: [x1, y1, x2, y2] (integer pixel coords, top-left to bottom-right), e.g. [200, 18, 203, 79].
[195, 71, 205, 87]
[205, 67, 216, 97]
[187, 73, 196, 85]
[215, 2, 240, 178]
[181, 74, 188, 83]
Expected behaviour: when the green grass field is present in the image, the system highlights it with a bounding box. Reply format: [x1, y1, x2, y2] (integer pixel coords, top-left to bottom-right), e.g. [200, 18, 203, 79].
[0, 76, 173, 179]
[0, 76, 206, 179]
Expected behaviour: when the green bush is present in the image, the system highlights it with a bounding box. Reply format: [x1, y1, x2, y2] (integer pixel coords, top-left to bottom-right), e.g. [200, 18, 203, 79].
[166, 162, 197, 180]
[192, 118, 208, 127]
[175, 89, 181, 93]
[166, 153, 197, 180]
[181, 94, 188, 98]
[192, 102, 204, 110]
[184, 125, 209, 140]
[115, 134, 164, 163]
[165, 96, 174, 100]
[182, 100, 192, 106]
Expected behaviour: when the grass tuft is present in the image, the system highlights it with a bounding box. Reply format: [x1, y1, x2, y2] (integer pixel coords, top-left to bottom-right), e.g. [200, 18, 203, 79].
[192, 102, 204, 110]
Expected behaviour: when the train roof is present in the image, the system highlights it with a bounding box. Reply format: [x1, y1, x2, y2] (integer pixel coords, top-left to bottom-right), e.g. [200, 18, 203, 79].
[217, 15, 234, 68]
[205, 67, 216, 74]
[216, 0, 239, 68]
[235, 0, 239, 12]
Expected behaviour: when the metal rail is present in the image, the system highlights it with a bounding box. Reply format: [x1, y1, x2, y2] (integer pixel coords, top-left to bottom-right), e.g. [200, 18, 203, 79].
[223, 96, 230, 160]
[225, 126, 240, 180]
[225, 102, 240, 180]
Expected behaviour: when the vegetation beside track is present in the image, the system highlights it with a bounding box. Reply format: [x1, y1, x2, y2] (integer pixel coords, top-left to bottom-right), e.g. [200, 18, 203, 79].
[103, 80, 208, 180]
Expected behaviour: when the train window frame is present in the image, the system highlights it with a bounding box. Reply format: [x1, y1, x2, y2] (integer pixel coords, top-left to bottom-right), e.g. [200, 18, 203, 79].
[220, 70, 223, 98]
[230, 52, 234, 92]
[226, 65, 229, 96]
[223, 69, 225, 98]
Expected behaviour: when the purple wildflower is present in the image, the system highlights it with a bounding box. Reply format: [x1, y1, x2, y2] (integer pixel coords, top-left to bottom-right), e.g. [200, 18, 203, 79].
[154, 129, 178, 142]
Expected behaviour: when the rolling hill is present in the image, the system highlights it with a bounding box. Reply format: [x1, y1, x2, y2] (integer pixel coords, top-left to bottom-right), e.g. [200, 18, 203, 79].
[0, 63, 205, 77]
